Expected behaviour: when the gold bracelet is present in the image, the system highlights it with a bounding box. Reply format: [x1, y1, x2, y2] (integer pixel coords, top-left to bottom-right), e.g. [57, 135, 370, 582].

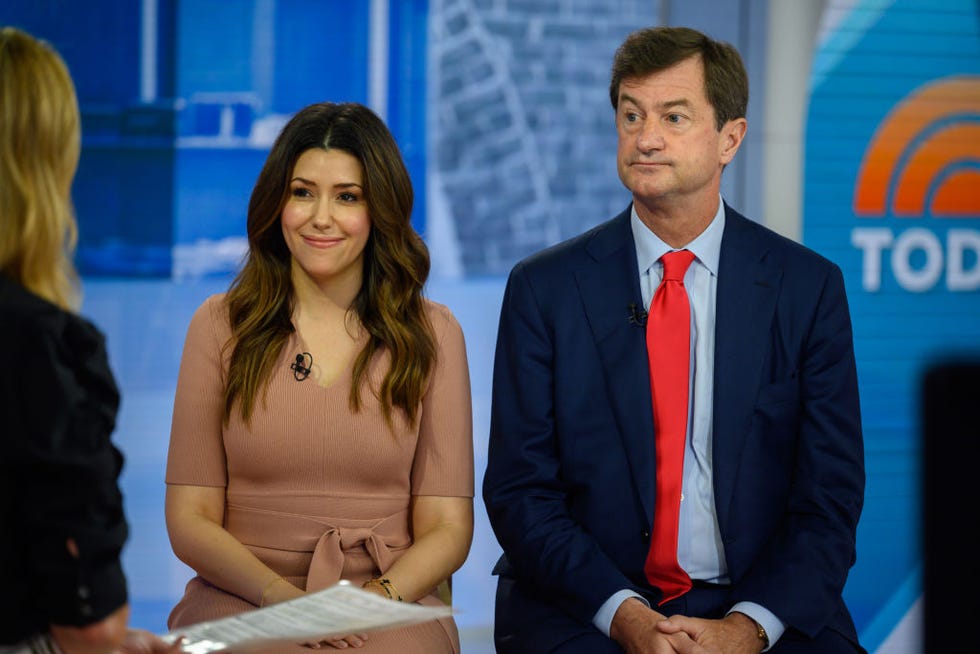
[363, 577, 403, 601]
[380, 577, 403, 601]
[259, 575, 284, 607]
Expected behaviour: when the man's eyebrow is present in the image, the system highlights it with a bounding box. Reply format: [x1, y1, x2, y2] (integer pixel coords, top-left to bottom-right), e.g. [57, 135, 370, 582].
[659, 98, 693, 110]
[619, 92, 642, 108]
[618, 93, 694, 111]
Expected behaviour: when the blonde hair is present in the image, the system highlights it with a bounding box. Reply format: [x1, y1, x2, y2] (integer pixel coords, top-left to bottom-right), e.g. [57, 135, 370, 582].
[0, 27, 81, 311]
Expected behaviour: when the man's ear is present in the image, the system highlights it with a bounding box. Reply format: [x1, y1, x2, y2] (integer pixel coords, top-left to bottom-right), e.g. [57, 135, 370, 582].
[719, 118, 747, 165]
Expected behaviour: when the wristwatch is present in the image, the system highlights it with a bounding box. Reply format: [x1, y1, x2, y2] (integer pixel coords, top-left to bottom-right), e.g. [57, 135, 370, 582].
[731, 610, 769, 650]
[754, 619, 769, 650]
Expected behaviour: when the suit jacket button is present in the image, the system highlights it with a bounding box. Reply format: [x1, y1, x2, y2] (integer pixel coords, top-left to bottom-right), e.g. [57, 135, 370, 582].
[641, 530, 650, 541]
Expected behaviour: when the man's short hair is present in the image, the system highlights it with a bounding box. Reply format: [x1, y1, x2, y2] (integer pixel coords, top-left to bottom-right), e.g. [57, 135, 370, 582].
[609, 26, 748, 131]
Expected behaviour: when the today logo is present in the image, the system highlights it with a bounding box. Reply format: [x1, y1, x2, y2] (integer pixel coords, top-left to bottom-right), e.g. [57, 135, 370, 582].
[850, 76, 980, 293]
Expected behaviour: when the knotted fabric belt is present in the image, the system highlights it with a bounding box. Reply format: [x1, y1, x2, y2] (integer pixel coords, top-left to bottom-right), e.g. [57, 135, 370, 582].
[225, 503, 411, 591]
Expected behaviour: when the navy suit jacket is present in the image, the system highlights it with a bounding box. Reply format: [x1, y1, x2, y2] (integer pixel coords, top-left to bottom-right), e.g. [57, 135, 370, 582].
[483, 205, 865, 650]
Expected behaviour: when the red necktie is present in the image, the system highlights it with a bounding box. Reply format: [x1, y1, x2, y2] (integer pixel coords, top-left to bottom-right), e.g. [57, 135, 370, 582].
[643, 249, 695, 604]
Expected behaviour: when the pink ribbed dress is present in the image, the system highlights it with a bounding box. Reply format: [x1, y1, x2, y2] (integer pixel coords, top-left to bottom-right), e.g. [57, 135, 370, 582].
[165, 294, 474, 653]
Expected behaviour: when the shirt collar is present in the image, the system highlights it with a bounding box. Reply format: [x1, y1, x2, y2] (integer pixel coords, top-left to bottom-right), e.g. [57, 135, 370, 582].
[631, 196, 726, 276]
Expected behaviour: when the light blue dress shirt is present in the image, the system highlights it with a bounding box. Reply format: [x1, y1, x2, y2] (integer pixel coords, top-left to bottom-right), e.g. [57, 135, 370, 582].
[591, 199, 785, 650]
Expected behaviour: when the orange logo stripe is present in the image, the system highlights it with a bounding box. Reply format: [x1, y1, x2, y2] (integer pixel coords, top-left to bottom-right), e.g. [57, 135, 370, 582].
[893, 123, 980, 216]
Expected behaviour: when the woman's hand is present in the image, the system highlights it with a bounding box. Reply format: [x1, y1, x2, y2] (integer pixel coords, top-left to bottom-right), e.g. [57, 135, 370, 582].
[312, 633, 370, 649]
[50, 604, 129, 654]
[117, 630, 185, 654]
[304, 579, 390, 650]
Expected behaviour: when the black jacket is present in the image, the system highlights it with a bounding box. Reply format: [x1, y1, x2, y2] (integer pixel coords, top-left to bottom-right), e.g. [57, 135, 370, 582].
[0, 275, 128, 643]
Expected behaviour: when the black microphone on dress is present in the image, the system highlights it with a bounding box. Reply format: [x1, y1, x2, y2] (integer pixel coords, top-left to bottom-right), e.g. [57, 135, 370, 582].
[627, 303, 648, 327]
[291, 352, 313, 381]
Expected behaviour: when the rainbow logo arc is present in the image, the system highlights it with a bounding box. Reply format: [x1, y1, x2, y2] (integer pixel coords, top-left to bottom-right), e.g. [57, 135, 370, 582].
[853, 76, 980, 218]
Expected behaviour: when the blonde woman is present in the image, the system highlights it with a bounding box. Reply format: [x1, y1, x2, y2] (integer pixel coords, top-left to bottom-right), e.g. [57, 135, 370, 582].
[0, 27, 175, 654]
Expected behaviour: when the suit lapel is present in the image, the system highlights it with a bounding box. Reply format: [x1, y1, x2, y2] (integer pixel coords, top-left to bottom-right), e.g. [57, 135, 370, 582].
[575, 209, 656, 523]
[571, 207, 781, 530]
[712, 208, 781, 533]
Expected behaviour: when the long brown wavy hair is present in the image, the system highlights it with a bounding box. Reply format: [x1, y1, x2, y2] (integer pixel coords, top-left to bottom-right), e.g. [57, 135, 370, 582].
[0, 27, 81, 311]
[224, 102, 435, 426]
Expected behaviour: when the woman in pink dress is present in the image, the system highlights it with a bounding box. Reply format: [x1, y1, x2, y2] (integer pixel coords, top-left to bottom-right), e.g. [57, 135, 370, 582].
[164, 102, 474, 652]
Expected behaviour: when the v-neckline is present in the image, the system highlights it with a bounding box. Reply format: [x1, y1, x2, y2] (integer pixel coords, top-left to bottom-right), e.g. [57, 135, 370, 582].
[290, 329, 365, 390]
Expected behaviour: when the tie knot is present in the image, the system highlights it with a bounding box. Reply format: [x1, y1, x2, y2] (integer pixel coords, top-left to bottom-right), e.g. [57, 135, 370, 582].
[660, 249, 695, 282]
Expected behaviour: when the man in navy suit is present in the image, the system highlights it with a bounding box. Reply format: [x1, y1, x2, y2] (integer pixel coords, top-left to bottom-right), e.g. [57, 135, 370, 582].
[483, 26, 865, 653]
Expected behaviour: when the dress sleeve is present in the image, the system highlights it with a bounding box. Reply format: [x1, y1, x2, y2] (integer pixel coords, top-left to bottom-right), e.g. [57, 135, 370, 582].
[165, 295, 230, 487]
[410, 303, 474, 497]
[12, 311, 128, 627]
